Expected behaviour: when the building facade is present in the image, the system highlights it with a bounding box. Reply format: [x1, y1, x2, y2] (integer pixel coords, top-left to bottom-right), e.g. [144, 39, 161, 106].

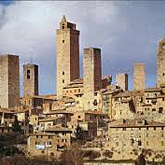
[0, 54, 19, 108]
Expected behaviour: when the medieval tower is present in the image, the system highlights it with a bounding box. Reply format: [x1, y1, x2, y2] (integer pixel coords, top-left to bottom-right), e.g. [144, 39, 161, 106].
[116, 73, 128, 91]
[83, 47, 102, 110]
[56, 15, 80, 98]
[0, 54, 19, 108]
[157, 39, 165, 88]
[23, 63, 39, 97]
[133, 63, 146, 91]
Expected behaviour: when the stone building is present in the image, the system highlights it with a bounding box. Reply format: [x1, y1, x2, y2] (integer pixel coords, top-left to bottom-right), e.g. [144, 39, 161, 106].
[28, 126, 72, 156]
[105, 119, 165, 162]
[0, 54, 19, 108]
[116, 73, 128, 91]
[112, 91, 136, 120]
[23, 63, 39, 97]
[133, 63, 146, 91]
[83, 47, 102, 110]
[56, 15, 80, 98]
[136, 88, 165, 122]
[157, 39, 165, 88]
[0, 108, 15, 126]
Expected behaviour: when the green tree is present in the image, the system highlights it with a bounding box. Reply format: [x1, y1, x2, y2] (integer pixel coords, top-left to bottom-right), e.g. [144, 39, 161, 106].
[74, 124, 84, 143]
[12, 116, 22, 133]
[60, 143, 85, 165]
[135, 153, 146, 165]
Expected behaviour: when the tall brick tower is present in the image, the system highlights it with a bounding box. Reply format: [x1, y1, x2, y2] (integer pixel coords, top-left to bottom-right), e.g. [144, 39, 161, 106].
[157, 39, 165, 87]
[56, 15, 80, 98]
[0, 54, 19, 108]
[83, 47, 102, 110]
[116, 73, 128, 91]
[133, 63, 146, 91]
[23, 63, 39, 96]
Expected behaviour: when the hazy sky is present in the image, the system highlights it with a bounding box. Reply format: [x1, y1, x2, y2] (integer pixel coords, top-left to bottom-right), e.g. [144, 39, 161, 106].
[0, 1, 165, 95]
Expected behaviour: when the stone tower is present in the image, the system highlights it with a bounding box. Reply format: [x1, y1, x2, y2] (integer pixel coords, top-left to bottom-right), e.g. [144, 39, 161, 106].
[0, 54, 19, 108]
[56, 15, 80, 98]
[83, 47, 102, 110]
[133, 63, 146, 91]
[23, 63, 39, 96]
[157, 39, 165, 87]
[116, 73, 128, 91]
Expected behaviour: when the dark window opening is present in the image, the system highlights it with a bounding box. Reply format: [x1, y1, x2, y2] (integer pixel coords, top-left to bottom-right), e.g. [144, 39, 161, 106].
[62, 24, 65, 29]
[27, 70, 30, 79]
[123, 128, 126, 131]
[159, 107, 163, 113]
[62, 40, 65, 43]
[62, 79, 65, 83]
[62, 71, 65, 75]
[138, 140, 142, 146]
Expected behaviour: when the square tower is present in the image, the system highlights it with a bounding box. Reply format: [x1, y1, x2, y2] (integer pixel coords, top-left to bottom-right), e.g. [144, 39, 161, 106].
[116, 73, 128, 91]
[56, 15, 80, 98]
[157, 39, 165, 87]
[0, 54, 19, 108]
[83, 47, 102, 110]
[23, 63, 39, 96]
[133, 63, 146, 91]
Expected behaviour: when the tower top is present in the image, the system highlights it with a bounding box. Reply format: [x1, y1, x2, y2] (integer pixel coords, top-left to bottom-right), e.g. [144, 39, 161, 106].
[61, 15, 66, 22]
[59, 15, 76, 30]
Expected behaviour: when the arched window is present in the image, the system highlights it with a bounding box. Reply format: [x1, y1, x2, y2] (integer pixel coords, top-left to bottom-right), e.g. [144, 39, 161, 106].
[62, 24, 65, 29]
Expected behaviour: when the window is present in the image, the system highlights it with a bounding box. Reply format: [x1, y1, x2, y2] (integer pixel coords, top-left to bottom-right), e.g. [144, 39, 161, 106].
[162, 141, 164, 146]
[154, 127, 156, 131]
[78, 115, 81, 119]
[62, 71, 65, 75]
[152, 108, 156, 112]
[62, 79, 65, 83]
[27, 70, 30, 79]
[146, 141, 149, 146]
[62, 24, 65, 29]
[123, 128, 126, 131]
[138, 140, 142, 146]
[62, 40, 65, 43]
[159, 107, 163, 113]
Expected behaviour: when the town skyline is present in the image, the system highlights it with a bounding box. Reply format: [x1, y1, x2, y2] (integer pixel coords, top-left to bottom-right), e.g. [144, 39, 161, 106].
[1, 1, 165, 95]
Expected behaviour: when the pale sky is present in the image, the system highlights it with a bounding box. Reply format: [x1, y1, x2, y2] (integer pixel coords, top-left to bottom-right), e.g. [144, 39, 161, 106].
[0, 1, 165, 95]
